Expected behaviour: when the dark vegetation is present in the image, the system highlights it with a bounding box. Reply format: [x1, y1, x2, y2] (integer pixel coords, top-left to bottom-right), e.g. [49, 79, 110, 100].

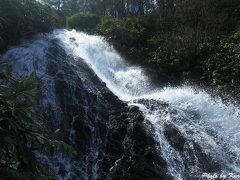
[0, 0, 62, 52]
[0, 1, 72, 178]
[0, 63, 76, 179]
[68, 13, 101, 32]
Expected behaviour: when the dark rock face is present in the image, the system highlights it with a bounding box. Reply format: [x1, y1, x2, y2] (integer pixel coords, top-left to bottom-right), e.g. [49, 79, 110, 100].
[1, 36, 171, 179]
[43, 43, 172, 179]
[164, 123, 221, 179]
[99, 104, 172, 180]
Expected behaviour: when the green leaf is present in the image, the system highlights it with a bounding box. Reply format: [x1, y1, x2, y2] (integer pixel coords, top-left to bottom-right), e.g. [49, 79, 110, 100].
[5, 64, 11, 76]
[54, 128, 60, 135]
[0, 159, 7, 165]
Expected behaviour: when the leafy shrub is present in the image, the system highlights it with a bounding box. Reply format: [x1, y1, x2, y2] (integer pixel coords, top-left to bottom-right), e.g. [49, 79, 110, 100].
[96, 16, 148, 62]
[0, 0, 60, 52]
[0, 63, 76, 179]
[0, 36, 4, 50]
[68, 13, 101, 31]
[203, 31, 240, 90]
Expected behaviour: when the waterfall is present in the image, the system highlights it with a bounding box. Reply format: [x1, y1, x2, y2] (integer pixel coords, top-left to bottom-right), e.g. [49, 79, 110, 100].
[1, 29, 240, 179]
[52, 29, 240, 179]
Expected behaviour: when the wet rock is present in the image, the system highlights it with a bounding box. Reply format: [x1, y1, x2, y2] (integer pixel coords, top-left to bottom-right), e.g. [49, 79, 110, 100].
[134, 99, 169, 111]
[163, 122, 221, 179]
[99, 104, 172, 180]
[128, 105, 139, 113]
[58, 164, 68, 178]
[192, 142, 221, 173]
[70, 37, 76, 42]
[164, 123, 186, 151]
[3, 35, 172, 180]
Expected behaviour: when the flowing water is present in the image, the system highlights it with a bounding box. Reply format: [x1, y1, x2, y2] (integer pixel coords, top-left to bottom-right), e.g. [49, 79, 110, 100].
[2, 29, 240, 179]
[53, 29, 240, 179]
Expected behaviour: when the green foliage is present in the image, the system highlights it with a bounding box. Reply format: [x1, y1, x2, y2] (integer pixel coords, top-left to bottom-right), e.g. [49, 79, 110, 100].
[94, 15, 206, 79]
[68, 13, 101, 32]
[44, 0, 156, 17]
[96, 16, 148, 61]
[0, 0, 61, 52]
[203, 31, 240, 91]
[66, 17, 69, 30]
[0, 63, 76, 179]
[98, 16, 146, 43]
[146, 26, 208, 80]
[0, 36, 5, 50]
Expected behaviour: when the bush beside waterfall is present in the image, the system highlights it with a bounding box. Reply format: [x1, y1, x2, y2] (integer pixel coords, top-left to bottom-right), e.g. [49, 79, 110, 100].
[0, 63, 76, 179]
[0, 0, 61, 53]
[203, 31, 240, 93]
[68, 13, 101, 32]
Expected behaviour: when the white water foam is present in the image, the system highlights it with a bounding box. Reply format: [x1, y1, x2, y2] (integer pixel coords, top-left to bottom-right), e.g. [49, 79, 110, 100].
[49, 29, 153, 100]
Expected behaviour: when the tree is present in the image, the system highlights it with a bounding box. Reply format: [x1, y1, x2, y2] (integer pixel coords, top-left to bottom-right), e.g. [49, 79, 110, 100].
[0, 0, 59, 52]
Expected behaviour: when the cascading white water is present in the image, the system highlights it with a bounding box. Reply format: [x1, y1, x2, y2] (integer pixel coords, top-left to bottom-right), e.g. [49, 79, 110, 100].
[51, 29, 153, 100]
[51, 29, 240, 179]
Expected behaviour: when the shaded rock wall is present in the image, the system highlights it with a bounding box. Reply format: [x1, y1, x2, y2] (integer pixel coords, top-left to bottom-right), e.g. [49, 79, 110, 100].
[1, 36, 171, 179]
